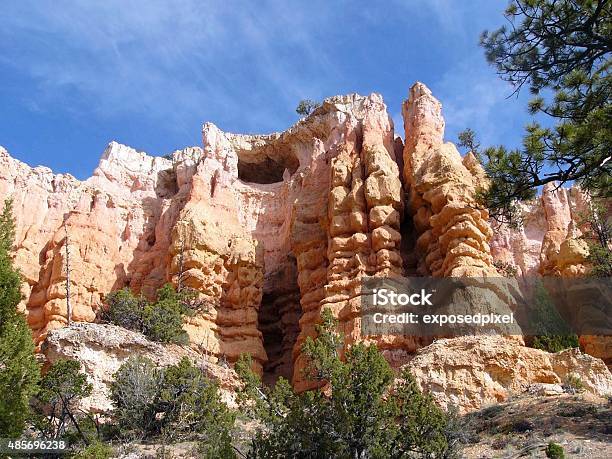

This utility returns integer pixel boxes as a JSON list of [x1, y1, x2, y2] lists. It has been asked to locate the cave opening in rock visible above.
[[155, 168, 178, 198], [237, 152, 299, 184], [400, 204, 420, 276], [258, 262, 301, 386]]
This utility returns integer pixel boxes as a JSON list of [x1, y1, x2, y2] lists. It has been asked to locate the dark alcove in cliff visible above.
[[237, 150, 299, 184], [257, 259, 301, 386], [155, 168, 178, 198]]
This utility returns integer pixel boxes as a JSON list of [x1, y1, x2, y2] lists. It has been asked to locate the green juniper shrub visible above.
[[457, 128, 481, 158], [31, 359, 93, 445], [235, 358, 338, 459], [236, 308, 460, 458], [546, 441, 565, 459], [141, 299, 188, 344], [101, 288, 146, 331], [389, 369, 457, 457], [110, 355, 161, 439], [562, 374, 585, 394], [64, 414, 117, 448], [587, 242, 612, 277], [0, 304, 40, 437], [529, 280, 579, 353], [110, 356, 235, 455], [72, 440, 114, 459], [532, 335, 579, 353], [295, 99, 321, 116], [142, 286, 190, 344], [0, 198, 40, 437], [197, 433, 236, 459], [0, 198, 18, 254], [579, 201, 612, 277], [102, 284, 191, 344], [157, 357, 235, 442]]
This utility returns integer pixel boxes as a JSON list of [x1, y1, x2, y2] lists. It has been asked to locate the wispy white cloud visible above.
[[380, 0, 528, 149], [0, 0, 528, 158], [0, 0, 344, 133], [434, 53, 530, 150], [389, 0, 493, 39]]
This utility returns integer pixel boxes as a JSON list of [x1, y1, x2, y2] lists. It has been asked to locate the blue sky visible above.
[[0, 0, 531, 180]]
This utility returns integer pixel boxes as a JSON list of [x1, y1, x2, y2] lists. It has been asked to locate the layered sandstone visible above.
[[293, 96, 407, 388], [402, 83, 496, 278], [405, 335, 612, 413], [0, 142, 196, 344], [490, 184, 611, 365], [398, 83, 522, 345], [166, 141, 267, 372], [491, 183, 592, 278], [42, 323, 240, 413], [1, 93, 408, 381], [2, 81, 610, 405]]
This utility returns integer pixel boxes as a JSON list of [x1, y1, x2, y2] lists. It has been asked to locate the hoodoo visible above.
[[1, 83, 610, 411]]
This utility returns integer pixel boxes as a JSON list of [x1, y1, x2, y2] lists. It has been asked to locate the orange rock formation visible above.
[[1, 82, 610, 401]]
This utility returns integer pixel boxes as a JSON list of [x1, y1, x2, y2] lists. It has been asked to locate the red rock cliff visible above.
[[1, 83, 609, 389]]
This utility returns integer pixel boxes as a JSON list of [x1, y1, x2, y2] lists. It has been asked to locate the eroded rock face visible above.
[[167, 163, 267, 372], [293, 96, 406, 389], [490, 184, 612, 365], [402, 83, 496, 278], [490, 183, 593, 278], [42, 323, 240, 413], [405, 335, 612, 413], [3, 82, 610, 404], [0, 142, 189, 343]]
